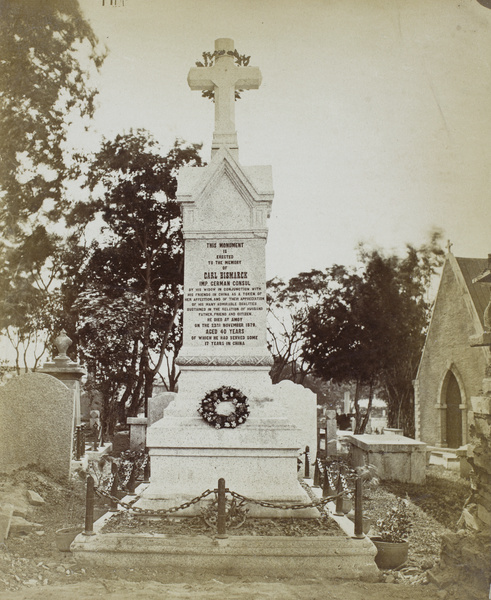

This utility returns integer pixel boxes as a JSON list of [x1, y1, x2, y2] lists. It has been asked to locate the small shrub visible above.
[[375, 497, 412, 542]]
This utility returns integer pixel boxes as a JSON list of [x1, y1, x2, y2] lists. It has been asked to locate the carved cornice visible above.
[[176, 355, 274, 367]]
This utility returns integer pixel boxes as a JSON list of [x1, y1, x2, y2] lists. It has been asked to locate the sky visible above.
[[75, 0, 491, 282]]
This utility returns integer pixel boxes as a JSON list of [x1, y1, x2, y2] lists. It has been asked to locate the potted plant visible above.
[[370, 497, 412, 569], [55, 485, 83, 552]]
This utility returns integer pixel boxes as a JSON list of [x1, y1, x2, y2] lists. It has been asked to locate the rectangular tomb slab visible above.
[[72, 530, 378, 581], [345, 434, 427, 484]]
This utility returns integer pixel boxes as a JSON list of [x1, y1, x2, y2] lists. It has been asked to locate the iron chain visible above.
[[94, 486, 215, 515], [228, 489, 343, 511], [94, 484, 343, 516]]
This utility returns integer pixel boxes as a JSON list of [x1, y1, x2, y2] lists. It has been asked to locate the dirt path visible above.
[[0, 577, 447, 600]]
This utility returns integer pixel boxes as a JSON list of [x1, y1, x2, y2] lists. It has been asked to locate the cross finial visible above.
[[187, 38, 262, 158], [446, 240, 453, 254]]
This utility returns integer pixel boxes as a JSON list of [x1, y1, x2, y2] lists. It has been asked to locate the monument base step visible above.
[[72, 512, 378, 581], [428, 448, 461, 471]]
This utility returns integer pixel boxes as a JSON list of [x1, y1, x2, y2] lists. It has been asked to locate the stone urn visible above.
[[55, 526, 81, 552], [370, 537, 409, 569]]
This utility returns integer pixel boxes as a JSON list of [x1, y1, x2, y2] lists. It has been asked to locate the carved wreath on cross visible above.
[[198, 386, 250, 429], [195, 50, 251, 101]]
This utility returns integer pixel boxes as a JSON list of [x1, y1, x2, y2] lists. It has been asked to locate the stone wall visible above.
[[430, 380, 491, 596], [466, 391, 491, 532], [415, 261, 487, 446]]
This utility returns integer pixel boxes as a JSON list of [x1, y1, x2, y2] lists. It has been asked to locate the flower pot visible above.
[[55, 527, 81, 552], [370, 537, 408, 570]]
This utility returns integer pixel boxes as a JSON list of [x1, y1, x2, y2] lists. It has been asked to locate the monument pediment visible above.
[[177, 148, 273, 233]]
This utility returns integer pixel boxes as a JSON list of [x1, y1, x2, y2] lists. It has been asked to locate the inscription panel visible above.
[[183, 238, 267, 352]]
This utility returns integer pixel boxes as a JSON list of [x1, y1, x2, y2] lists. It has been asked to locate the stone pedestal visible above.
[[126, 417, 148, 451], [39, 331, 86, 427], [142, 368, 317, 517], [127, 392, 177, 451]]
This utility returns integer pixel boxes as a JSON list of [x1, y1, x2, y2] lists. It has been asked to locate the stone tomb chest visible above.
[[346, 434, 427, 484]]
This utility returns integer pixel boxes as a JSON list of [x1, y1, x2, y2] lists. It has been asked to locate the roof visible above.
[[455, 257, 489, 327]]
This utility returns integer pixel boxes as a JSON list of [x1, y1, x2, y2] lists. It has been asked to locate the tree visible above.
[[0, 0, 105, 366], [301, 265, 382, 433], [360, 237, 444, 436], [70, 131, 203, 434], [302, 235, 444, 435], [266, 271, 327, 384], [0, 227, 67, 373]]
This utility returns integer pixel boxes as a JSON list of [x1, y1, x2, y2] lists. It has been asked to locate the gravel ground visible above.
[[0, 464, 475, 599]]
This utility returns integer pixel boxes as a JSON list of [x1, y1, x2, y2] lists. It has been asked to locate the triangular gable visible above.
[[176, 147, 273, 233], [415, 254, 487, 381], [449, 254, 487, 332], [454, 257, 488, 328]]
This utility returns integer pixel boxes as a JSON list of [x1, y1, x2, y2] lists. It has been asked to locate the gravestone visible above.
[[325, 409, 338, 456], [0, 372, 74, 480], [148, 391, 176, 425], [127, 391, 177, 450], [142, 39, 316, 516]]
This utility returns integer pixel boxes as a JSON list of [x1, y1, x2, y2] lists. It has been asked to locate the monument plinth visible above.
[[141, 39, 316, 516]]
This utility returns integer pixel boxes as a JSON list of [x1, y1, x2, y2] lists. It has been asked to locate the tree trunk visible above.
[[359, 382, 374, 433]]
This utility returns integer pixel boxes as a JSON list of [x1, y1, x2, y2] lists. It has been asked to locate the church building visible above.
[[414, 251, 490, 448]]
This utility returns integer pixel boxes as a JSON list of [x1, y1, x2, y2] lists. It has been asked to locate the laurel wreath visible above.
[[195, 50, 251, 101], [198, 386, 250, 429]]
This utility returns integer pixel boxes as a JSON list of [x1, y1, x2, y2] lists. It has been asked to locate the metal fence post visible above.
[[74, 426, 80, 461], [83, 475, 95, 536], [216, 478, 227, 539], [353, 477, 364, 538], [110, 462, 119, 512], [127, 463, 138, 495], [322, 465, 331, 498], [78, 425, 86, 459], [335, 470, 345, 516], [304, 446, 310, 479], [92, 424, 99, 452]]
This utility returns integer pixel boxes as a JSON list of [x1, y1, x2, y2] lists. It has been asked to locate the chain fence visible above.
[[91, 479, 344, 517]]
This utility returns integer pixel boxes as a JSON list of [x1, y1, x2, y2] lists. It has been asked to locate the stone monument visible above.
[[39, 330, 85, 426], [141, 39, 316, 516]]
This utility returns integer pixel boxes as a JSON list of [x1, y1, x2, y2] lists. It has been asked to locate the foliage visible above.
[[266, 271, 328, 384], [375, 497, 413, 543], [196, 49, 251, 101], [87, 449, 148, 493], [0, 0, 105, 368], [70, 131, 203, 434], [197, 386, 250, 429], [302, 233, 444, 435], [201, 497, 248, 530]]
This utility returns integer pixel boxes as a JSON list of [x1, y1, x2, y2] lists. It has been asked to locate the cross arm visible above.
[[187, 67, 214, 91], [235, 66, 262, 90]]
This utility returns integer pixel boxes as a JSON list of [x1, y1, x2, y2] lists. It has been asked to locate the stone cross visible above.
[[187, 38, 261, 154]]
